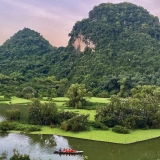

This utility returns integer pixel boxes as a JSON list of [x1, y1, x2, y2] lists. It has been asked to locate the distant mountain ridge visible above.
[[0, 28, 57, 76], [0, 2, 160, 97]]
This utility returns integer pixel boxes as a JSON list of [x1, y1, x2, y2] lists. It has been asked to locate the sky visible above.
[[0, 0, 160, 47]]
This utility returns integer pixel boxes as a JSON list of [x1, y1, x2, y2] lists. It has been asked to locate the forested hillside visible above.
[[0, 2, 160, 97], [0, 28, 57, 76], [52, 2, 160, 97]]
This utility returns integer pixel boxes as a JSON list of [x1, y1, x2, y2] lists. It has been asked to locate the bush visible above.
[[61, 114, 89, 132], [112, 125, 129, 134], [93, 121, 108, 130], [58, 111, 77, 124], [0, 121, 41, 133], [102, 116, 118, 127], [24, 125, 41, 132], [122, 115, 147, 129], [12, 122, 41, 132], [0, 121, 12, 132], [3, 93, 12, 99], [97, 91, 109, 98], [0, 97, 11, 101], [101, 124, 109, 130], [5, 109, 21, 120]]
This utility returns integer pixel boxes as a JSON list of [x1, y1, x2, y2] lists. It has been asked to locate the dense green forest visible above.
[[0, 2, 160, 97]]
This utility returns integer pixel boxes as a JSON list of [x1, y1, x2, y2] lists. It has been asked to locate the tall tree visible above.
[[66, 83, 87, 108]]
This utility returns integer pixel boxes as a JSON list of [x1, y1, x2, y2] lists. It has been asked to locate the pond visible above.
[[1, 132, 160, 160]]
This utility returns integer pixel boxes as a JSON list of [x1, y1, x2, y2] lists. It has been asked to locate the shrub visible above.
[[58, 111, 77, 124], [97, 91, 109, 98], [101, 124, 109, 130], [0, 121, 12, 132], [93, 121, 108, 130], [122, 115, 147, 129], [102, 116, 118, 127], [5, 109, 21, 120], [112, 125, 129, 134], [3, 93, 12, 99], [21, 86, 38, 99], [0, 121, 41, 133], [13, 123, 41, 132], [61, 114, 89, 132], [28, 99, 58, 125], [24, 125, 41, 133], [0, 97, 11, 101]]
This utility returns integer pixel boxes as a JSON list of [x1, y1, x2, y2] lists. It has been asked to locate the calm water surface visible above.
[[0, 115, 160, 160], [0, 133, 160, 160]]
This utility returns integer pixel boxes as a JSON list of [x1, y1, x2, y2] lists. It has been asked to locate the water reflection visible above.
[[28, 134, 57, 148], [0, 133, 84, 160], [66, 136, 160, 160], [0, 132, 160, 160], [0, 132, 8, 138]]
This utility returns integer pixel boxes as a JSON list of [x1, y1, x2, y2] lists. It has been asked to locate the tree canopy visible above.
[[66, 83, 87, 108], [0, 2, 160, 97]]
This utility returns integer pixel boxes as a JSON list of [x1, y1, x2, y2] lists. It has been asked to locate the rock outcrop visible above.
[[73, 34, 95, 52]]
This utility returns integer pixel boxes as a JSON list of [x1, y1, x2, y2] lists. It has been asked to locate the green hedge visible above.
[[0, 121, 41, 132], [112, 125, 129, 134]]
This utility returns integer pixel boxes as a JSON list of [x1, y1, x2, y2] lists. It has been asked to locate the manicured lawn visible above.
[[30, 126, 160, 144]]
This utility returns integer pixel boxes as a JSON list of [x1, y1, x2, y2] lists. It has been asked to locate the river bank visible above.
[[2, 132, 160, 160], [1, 97, 160, 144], [10, 126, 160, 144]]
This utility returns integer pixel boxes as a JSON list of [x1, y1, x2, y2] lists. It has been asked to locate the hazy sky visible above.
[[0, 0, 160, 47]]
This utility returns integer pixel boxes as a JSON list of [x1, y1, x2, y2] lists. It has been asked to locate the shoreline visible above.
[[9, 126, 160, 144]]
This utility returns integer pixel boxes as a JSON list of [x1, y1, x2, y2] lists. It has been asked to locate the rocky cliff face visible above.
[[73, 34, 95, 52]]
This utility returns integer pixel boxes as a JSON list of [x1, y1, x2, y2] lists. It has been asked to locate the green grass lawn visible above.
[[87, 97, 110, 103], [63, 109, 96, 121], [3, 96, 160, 144], [0, 96, 102, 122], [53, 97, 109, 121], [29, 126, 160, 144], [53, 97, 69, 101], [0, 97, 31, 104], [52, 97, 110, 103]]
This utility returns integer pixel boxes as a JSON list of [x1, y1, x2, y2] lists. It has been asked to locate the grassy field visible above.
[[52, 97, 110, 104], [29, 126, 160, 144], [2, 96, 160, 144], [87, 97, 110, 103], [0, 96, 31, 104], [0, 96, 104, 122], [52, 97, 109, 121]]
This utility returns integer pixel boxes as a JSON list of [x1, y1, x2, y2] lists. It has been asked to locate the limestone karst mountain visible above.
[[0, 2, 160, 96]]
